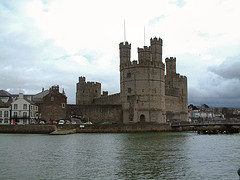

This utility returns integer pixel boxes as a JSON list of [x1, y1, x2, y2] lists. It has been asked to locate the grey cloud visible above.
[[209, 56, 240, 80]]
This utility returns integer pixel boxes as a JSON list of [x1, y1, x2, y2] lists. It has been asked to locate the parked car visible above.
[[52, 121, 58, 124], [65, 120, 71, 124], [83, 121, 93, 125], [58, 120, 65, 124], [39, 121, 45, 124], [46, 121, 51, 124], [72, 120, 81, 124]]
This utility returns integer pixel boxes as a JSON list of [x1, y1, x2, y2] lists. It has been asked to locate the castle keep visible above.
[[73, 37, 188, 123]]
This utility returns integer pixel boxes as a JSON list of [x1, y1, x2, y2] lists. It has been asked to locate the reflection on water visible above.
[[0, 132, 239, 180]]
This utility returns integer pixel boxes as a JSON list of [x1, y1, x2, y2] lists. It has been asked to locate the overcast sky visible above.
[[0, 0, 240, 107]]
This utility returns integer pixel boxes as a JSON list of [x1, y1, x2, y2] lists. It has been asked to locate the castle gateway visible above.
[[71, 37, 188, 124]]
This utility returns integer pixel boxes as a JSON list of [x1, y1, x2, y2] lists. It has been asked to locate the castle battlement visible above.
[[165, 57, 176, 62], [138, 46, 151, 52], [120, 60, 164, 70], [86, 81, 101, 86], [150, 37, 163, 45], [119, 41, 131, 48]]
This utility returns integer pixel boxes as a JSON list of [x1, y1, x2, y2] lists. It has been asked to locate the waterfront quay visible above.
[[0, 122, 239, 134]]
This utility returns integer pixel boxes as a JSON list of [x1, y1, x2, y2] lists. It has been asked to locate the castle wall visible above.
[[66, 104, 122, 123], [93, 93, 121, 105]]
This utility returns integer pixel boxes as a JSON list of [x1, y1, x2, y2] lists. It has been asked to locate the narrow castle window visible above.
[[128, 88, 131, 93], [51, 97, 54, 101], [127, 73, 131, 78]]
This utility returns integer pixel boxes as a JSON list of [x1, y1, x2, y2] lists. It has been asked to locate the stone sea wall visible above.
[[0, 125, 57, 134]]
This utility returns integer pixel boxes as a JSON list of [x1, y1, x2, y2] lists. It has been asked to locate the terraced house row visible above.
[[0, 86, 67, 124]]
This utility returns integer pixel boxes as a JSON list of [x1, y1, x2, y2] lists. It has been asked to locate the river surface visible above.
[[0, 132, 239, 180]]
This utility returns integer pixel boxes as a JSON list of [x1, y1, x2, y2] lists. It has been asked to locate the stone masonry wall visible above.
[[66, 104, 122, 123], [93, 93, 121, 105]]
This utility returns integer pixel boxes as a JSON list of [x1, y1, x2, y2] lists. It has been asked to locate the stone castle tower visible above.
[[119, 37, 166, 123], [165, 57, 188, 121], [76, 76, 101, 105]]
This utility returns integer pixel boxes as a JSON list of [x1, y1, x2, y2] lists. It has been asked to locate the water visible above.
[[0, 132, 239, 180]]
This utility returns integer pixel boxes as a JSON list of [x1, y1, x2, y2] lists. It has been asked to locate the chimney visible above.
[[19, 93, 24, 99]]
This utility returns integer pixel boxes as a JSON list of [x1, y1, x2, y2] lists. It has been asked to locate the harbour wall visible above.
[[0, 123, 172, 134], [0, 125, 57, 134], [1, 124, 238, 134]]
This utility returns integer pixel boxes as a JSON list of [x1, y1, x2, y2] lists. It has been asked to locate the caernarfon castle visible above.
[[69, 37, 188, 124]]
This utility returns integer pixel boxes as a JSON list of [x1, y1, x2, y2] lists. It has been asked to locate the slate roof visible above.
[[0, 90, 12, 97]]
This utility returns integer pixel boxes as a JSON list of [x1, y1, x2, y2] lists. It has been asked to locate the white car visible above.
[[58, 120, 65, 124], [84, 121, 93, 125]]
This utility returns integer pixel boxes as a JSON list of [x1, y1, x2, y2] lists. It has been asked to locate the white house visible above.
[[11, 93, 38, 124], [0, 107, 11, 124]]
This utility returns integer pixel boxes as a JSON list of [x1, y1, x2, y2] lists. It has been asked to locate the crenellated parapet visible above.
[[150, 37, 163, 45], [120, 59, 165, 70]]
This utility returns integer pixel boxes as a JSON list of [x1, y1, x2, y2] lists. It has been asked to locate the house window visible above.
[[128, 88, 131, 93], [4, 111, 8, 118], [23, 119, 27, 124], [62, 103, 65, 108], [0, 111, 2, 117], [0, 119, 2, 123], [23, 104, 27, 110], [127, 72, 131, 78], [14, 104, 18, 109], [23, 112, 27, 118], [51, 97, 54, 101], [14, 112, 17, 118], [4, 118, 8, 123]]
